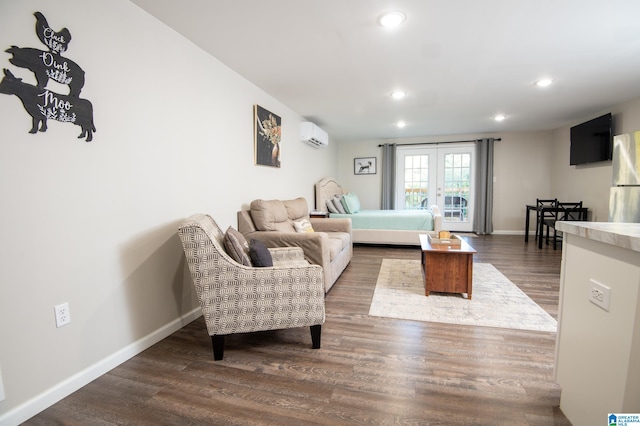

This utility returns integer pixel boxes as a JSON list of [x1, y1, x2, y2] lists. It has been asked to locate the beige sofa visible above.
[[238, 197, 352, 293]]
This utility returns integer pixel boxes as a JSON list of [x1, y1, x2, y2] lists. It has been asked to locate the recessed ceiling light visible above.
[[494, 114, 507, 122], [535, 78, 554, 88], [396, 121, 407, 128], [391, 90, 406, 100], [379, 11, 406, 28]]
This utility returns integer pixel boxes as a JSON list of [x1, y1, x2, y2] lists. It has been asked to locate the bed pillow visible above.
[[293, 218, 314, 233], [249, 239, 273, 267], [326, 199, 339, 213], [332, 196, 347, 214], [223, 227, 252, 266], [341, 192, 361, 214]]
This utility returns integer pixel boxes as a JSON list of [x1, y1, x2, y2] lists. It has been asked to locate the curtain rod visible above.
[[377, 138, 501, 147]]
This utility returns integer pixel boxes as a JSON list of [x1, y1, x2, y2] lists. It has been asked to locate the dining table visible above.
[[524, 203, 588, 248]]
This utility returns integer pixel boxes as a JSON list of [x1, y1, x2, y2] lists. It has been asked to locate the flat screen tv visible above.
[[569, 113, 613, 165]]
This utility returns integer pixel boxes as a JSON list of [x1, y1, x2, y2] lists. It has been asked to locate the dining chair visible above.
[[536, 198, 557, 247], [544, 201, 584, 250]]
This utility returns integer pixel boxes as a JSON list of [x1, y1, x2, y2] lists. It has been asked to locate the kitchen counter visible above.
[[556, 221, 640, 252], [554, 221, 640, 426]]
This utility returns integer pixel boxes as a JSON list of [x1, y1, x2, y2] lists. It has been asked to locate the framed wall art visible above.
[[354, 157, 376, 175], [254, 105, 281, 168]]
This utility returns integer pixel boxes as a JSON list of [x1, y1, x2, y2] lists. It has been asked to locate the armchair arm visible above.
[[268, 246, 307, 265], [244, 230, 330, 269]]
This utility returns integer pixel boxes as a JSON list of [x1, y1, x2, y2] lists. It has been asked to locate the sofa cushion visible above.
[[326, 236, 344, 261], [284, 197, 309, 221], [250, 199, 295, 232], [326, 231, 351, 251], [249, 239, 273, 267], [223, 227, 252, 266]]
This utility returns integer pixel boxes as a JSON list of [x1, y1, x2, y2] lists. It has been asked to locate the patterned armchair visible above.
[[178, 214, 325, 360]]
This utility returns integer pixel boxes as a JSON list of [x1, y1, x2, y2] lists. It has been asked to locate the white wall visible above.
[[493, 131, 555, 232], [336, 139, 385, 210], [0, 1, 337, 423]]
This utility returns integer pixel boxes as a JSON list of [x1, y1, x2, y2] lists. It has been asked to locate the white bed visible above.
[[314, 177, 442, 245]]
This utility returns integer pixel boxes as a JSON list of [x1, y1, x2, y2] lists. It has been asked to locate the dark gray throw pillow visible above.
[[249, 239, 273, 267]]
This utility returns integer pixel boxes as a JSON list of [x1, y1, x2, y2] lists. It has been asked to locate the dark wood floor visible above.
[[27, 235, 570, 425]]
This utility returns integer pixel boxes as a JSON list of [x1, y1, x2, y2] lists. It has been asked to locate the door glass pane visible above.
[[403, 154, 429, 209], [443, 153, 471, 222]]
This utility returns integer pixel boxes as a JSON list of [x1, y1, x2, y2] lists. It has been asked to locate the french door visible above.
[[395, 144, 476, 232]]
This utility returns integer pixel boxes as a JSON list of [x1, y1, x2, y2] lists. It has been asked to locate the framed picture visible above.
[[254, 105, 281, 168], [354, 157, 377, 175]]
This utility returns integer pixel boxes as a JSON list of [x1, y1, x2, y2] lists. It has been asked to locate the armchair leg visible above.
[[211, 335, 225, 361], [310, 324, 321, 349]]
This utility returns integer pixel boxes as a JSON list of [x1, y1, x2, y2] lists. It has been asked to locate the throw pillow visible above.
[[249, 239, 273, 267], [293, 218, 314, 233], [223, 227, 252, 266]]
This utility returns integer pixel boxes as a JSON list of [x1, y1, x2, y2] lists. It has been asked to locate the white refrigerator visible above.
[[609, 132, 640, 222]]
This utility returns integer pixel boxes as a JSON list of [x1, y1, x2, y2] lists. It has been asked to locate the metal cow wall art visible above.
[[0, 69, 95, 141], [1, 11, 96, 142]]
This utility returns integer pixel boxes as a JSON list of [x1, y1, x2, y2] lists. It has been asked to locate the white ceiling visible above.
[[130, 0, 640, 142]]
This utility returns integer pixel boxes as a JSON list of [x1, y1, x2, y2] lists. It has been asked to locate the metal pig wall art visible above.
[[1, 11, 95, 142]]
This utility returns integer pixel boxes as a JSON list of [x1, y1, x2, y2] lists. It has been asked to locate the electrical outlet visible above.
[[54, 302, 71, 327], [588, 279, 610, 311]]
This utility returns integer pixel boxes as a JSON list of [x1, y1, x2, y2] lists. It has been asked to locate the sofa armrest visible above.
[[238, 210, 257, 234], [310, 217, 352, 234]]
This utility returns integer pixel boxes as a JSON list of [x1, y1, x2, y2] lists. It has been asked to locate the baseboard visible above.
[[491, 230, 526, 235], [0, 308, 202, 426]]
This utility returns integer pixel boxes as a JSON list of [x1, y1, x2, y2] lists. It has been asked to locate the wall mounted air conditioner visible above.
[[300, 122, 328, 148]]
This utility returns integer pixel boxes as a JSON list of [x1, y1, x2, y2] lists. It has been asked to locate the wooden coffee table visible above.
[[419, 234, 476, 299]]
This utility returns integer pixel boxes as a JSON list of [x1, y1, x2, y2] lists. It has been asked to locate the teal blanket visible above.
[[330, 210, 433, 231]]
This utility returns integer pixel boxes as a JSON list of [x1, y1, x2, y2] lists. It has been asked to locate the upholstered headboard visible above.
[[314, 177, 347, 212]]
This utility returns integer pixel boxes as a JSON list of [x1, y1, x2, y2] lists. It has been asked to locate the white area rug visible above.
[[369, 259, 557, 332]]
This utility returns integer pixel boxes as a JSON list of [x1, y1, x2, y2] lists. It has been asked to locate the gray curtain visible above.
[[474, 138, 494, 234], [381, 143, 396, 210]]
